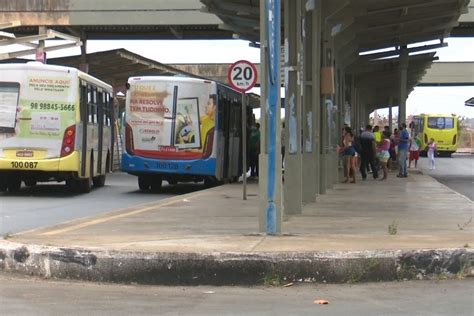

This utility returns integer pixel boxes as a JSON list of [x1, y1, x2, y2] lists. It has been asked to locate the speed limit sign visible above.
[[227, 60, 258, 93]]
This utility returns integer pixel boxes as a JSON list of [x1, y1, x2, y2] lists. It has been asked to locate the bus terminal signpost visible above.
[[227, 60, 258, 200]]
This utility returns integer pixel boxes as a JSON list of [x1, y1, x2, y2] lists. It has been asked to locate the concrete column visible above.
[[350, 75, 356, 128], [358, 95, 365, 128], [357, 90, 362, 130], [302, 2, 317, 204], [360, 102, 367, 127], [283, 0, 303, 214], [388, 97, 393, 131], [259, 0, 269, 233], [319, 97, 328, 194], [259, 0, 283, 234], [321, 42, 335, 193], [336, 68, 345, 183], [353, 88, 359, 131], [311, 0, 322, 198], [399, 46, 408, 125]]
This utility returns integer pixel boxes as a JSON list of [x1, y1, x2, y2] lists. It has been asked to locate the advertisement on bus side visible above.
[[126, 79, 216, 159], [0, 71, 77, 156]]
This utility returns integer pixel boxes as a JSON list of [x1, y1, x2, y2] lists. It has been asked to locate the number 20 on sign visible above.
[[227, 60, 258, 93]]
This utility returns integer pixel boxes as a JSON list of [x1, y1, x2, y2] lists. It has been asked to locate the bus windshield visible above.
[[427, 117, 454, 129]]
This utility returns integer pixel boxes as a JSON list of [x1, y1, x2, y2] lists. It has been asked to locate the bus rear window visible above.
[[0, 82, 20, 133], [427, 117, 454, 129]]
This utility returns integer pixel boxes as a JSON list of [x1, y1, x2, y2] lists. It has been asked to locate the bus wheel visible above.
[[24, 179, 37, 187], [167, 178, 178, 185], [0, 177, 7, 192], [93, 175, 106, 187], [138, 176, 151, 191], [204, 177, 220, 188], [77, 176, 92, 193], [151, 176, 162, 192], [7, 178, 21, 192]]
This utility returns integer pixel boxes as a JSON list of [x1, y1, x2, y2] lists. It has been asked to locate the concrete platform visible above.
[[1, 171, 473, 285]]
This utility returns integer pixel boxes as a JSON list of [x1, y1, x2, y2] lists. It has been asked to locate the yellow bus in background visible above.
[[0, 63, 114, 193], [411, 114, 459, 157]]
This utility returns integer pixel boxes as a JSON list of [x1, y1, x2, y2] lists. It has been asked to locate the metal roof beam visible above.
[[365, 11, 462, 32], [201, 0, 258, 16], [92, 65, 156, 78], [0, 21, 21, 30], [0, 41, 81, 60], [202, 7, 259, 24], [0, 28, 81, 51], [218, 23, 259, 42], [324, 0, 356, 22], [348, 54, 436, 73], [358, 31, 446, 52], [117, 51, 188, 76], [354, 21, 459, 46], [366, 0, 464, 15], [346, 42, 447, 67]]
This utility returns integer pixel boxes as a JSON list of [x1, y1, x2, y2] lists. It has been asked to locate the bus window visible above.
[[102, 93, 106, 125], [88, 86, 98, 124], [445, 118, 454, 129], [87, 88, 93, 123], [93, 89, 98, 124], [0, 82, 20, 133], [106, 94, 112, 126], [428, 117, 454, 129]]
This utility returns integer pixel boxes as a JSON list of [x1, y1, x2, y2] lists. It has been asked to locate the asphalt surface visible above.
[[418, 153, 474, 200], [1, 273, 472, 316], [0, 172, 204, 235]]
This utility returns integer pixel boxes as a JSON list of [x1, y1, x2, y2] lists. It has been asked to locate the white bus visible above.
[[0, 62, 114, 193]]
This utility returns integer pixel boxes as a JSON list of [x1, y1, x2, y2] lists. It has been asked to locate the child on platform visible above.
[[409, 134, 422, 168], [427, 138, 437, 170], [376, 131, 391, 180]]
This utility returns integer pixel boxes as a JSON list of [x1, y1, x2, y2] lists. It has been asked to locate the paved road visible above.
[[418, 153, 474, 200], [0, 173, 204, 235], [1, 274, 472, 316]]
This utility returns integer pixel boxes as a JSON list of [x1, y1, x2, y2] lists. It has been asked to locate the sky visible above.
[[2, 37, 474, 118]]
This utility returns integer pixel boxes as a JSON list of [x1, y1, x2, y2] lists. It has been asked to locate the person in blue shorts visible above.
[[338, 128, 357, 183]]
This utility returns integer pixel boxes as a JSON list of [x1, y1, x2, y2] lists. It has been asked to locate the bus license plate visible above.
[[11, 161, 38, 169]]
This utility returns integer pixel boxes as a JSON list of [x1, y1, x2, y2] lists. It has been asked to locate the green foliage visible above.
[[262, 273, 283, 286], [388, 220, 398, 235]]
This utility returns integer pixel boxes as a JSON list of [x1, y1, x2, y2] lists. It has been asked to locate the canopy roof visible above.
[[201, 0, 469, 106]]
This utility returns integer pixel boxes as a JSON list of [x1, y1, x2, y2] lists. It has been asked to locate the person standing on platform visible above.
[[397, 123, 410, 178], [359, 125, 378, 180], [338, 128, 357, 183], [373, 125, 382, 171], [409, 133, 422, 169], [373, 125, 382, 143]]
